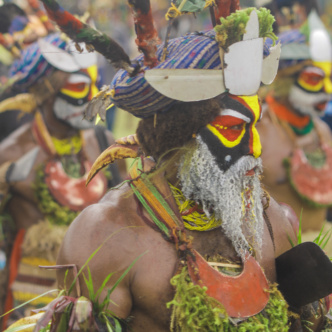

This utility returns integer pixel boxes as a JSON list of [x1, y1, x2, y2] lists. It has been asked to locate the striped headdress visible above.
[[9, 33, 66, 91], [111, 30, 221, 118]]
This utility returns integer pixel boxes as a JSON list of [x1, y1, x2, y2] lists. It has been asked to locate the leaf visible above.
[[287, 233, 295, 247], [95, 272, 116, 303], [4, 323, 36, 332], [68, 226, 138, 295], [105, 318, 114, 332], [297, 209, 303, 245], [98, 251, 147, 313], [320, 228, 332, 250], [53, 303, 73, 332], [0, 289, 59, 319], [100, 289, 112, 311], [108, 251, 147, 297], [63, 269, 69, 293], [312, 225, 332, 250], [113, 316, 123, 332], [313, 224, 325, 245], [83, 267, 95, 302]]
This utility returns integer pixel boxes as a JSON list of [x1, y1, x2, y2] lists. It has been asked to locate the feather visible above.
[[27, 0, 55, 33], [128, 0, 160, 67], [40, 0, 139, 74], [83, 85, 113, 121], [214, 0, 240, 24]]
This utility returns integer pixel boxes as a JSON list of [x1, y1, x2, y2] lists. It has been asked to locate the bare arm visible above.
[[56, 189, 142, 321], [266, 196, 296, 258], [0, 123, 36, 199]]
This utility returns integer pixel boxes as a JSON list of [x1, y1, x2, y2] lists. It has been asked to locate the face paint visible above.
[[289, 63, 332, 116], [199, 94, 262, 172], [54, 65, 99, 129], [297, 67, 325, 92], [314, 61, 332, 94]]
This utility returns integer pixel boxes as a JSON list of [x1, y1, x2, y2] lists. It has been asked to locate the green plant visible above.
[[83, 251, 146, 331], [288, 209, 332, 258], [2, 226, 145, 332]]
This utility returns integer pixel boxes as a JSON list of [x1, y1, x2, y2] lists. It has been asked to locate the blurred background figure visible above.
[[0, 33, 124, 328], [0, 0, 54, 142], [257, 6, 332, 236]]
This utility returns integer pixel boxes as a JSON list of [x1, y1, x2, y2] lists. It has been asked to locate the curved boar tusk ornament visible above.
[[86, 142, 142, 186], [0, 93, 37, 114]]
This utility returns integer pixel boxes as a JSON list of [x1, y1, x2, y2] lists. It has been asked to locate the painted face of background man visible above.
[[288, 61, 332, 117], [53, 64, 99, 129], [199, 94, 262, 172]]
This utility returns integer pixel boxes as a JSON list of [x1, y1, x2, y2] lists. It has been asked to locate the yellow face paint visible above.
[[313, 61, 332, 94], [206, 123, 246, 148], [240, 95, 262, 158], [86, 64, 99, 99], [60, 83, 90, 100], [59, 65, 99, 101], [199, 94, 263, 172]]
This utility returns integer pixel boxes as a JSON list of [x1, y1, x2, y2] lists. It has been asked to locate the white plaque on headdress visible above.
[[262, 43, 281, 85], [145, 69, 226, 101], [224, 38, 263, 96], [39, 39, 80, 73]]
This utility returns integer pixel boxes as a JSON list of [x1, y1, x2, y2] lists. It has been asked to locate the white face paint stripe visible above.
[[67, 74, 91, 84], [220, 109, 251, 123], [301, 67, 325, 76]]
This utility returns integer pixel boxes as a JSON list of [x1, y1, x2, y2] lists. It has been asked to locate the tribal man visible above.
[[7, 0, 332, 331], [0, 33, 124, 326], [257, 11, 332, 232]]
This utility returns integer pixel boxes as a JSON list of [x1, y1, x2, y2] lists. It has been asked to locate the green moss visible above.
[[167, 266, 290, 332], [33, 166, 79, 226], [214, 7, 277, 49]]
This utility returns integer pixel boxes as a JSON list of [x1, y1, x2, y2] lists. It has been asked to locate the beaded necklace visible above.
[[169, 183, 222, 231]]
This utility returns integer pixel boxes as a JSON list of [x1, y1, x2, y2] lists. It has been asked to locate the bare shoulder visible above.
[[313, 117, 332, 143], [82, 127, 116, 161], [56, 182, 176, 321], [0, 122, 35, 164], [58, 184, 145, 266], [265, 195, 297, 257]]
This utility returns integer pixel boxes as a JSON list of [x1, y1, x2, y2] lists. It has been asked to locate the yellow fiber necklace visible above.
[[169, 183, 222, 231], [34, 111, 83, 156], [51, 134, 82, 155]]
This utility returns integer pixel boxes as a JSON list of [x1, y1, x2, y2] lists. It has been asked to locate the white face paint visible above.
[[53, 97, 94, 129], [53, 68, 98, 129], [288, 65, 332, 117], [178, 135, 264, 259], [288, 84, 330, 117]]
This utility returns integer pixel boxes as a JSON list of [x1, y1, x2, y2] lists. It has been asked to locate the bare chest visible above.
[[127, 223, 276, 331]]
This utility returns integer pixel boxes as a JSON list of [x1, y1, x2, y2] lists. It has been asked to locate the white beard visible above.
[[178, 135, 264, 259], [288, 84, 330, 117]]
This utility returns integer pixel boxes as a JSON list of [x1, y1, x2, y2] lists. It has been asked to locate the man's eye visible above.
[[229, 124, 243, 130]]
